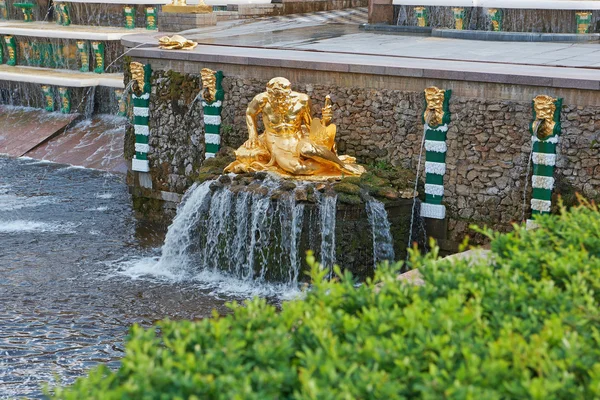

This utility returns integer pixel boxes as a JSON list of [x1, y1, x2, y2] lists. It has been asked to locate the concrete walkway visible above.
[[178, 13, 600, 69], [123, 8, 600, 91]]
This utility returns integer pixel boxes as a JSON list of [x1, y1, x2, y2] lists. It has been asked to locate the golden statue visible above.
[[158, 35, 198, 50], [424, 86, 446, 126], [532, 95, 558, 140], [201, 68, 217, 102], [225, 77, 365, 179]]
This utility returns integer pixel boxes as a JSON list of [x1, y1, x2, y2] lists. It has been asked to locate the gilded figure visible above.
[[225, 77, 364, 178]]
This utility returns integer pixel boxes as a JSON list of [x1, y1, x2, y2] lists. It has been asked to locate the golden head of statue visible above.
[[532, 95, 558, 140], [424, 86, 446, 127], [201, 68, 217, 103], [224, 77, 365, 179]]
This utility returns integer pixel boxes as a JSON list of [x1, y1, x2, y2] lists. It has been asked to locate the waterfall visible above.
[[156, 178, 306, 285], [131, 175, 411, 293], [365, 198, 395, 267], [317, 192, 337, 272]]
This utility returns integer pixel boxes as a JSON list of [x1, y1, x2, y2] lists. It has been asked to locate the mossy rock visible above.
[[195, 173, 218, 183], [359, 172, 389, 188], [334, 182, 361, 195], [374, 187, 399, 200], [338, 193, 363, 206], [340, 176, 362, 186], [279, 181, 297, 191]]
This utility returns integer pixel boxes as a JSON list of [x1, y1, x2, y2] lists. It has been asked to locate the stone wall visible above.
[[132, 70, 600, 244]]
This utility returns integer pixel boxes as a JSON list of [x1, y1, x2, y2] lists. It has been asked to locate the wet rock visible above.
[[338, 193, 363, 205], [278, 181, 297, 191], [295, 188, 308, 202], [376, 187, 399, 200], [218, 175, 232, 184], [270, 190, 286, 200], [333, 182, 361, 195], [253, 172, 267, 180], [209, 181, 223, 191]]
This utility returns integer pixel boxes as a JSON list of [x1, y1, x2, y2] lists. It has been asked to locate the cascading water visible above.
[[365, 197, 395, 267], [155, 178, 307, 286], [317, 191, 337, 272], [131, 173, 412, 293]]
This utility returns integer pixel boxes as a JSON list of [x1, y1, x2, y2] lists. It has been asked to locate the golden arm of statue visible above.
[[244, 93, 266, 149], [321, 95, 333, 127], [300, 97, 313, 138]]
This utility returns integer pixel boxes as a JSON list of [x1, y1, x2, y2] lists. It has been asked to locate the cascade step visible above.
[[0, 106, 79, 157], [25, 115, 127, 173], [0, 65, 124, 87], [0, 21, 153, 40]]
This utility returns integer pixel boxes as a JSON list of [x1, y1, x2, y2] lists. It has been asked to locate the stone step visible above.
[[0, 106, 79, 157], [0, 65, 124, 88], [0, 21, 151, 40]]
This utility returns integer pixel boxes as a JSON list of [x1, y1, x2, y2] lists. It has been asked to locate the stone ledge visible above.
[[432, 28, 600, 43], [120, 40, 600, 93]]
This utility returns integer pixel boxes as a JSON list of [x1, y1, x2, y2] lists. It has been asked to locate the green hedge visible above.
[[53, 201, 600, 399]]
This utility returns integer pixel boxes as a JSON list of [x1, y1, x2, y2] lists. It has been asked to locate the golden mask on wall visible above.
[[130, 61, 145, 94], [225, 77, 365, 179], [200, 68, 217, 103], [424, 86, 446, 127], [532, 95, 558, 140]]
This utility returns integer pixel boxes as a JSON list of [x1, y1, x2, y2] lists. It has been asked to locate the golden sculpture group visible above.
[[225, 77, 365, 179]]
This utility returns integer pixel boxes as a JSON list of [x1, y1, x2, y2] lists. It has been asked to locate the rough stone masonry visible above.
[[131, 70, 600, 245]]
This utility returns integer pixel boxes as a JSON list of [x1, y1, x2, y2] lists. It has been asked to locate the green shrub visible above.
[[53, 201, 600, 399]]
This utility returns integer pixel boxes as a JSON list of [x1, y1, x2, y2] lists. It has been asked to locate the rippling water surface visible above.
[[0, 156, 232, 399]]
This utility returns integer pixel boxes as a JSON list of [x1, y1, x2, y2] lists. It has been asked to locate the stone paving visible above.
[[181, 14, 600, 69]]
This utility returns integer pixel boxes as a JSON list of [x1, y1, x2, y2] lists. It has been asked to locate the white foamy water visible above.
[[113, 256, 303, 300], [0, 220, 77, 234], [0, 194, 56, 211], [95, 193, 114, 199]]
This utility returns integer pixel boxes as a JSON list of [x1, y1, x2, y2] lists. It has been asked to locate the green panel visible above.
[[532, 188, 553, 202], [206, 143, 220, 154], [425, 194, 443, 205], [133, 98, 149, 107], [532, 141, 556, 154], [205, 124, 220, 135], [425, 129, 446, 142], [425, 173, 444, 185], [425, 151, 446, 163], [135, 134, 149, 144], [134, 116, 149, 125], [203, 106, 221, 116], [135, 152, 148, 160], [533, 164, 555, 177]]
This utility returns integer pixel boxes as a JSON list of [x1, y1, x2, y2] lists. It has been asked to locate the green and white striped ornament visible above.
[[202, 70, 224, 159], [131, 63, 152, 173], [420, 88, 452, 220], [527, 96, 562, 230]]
